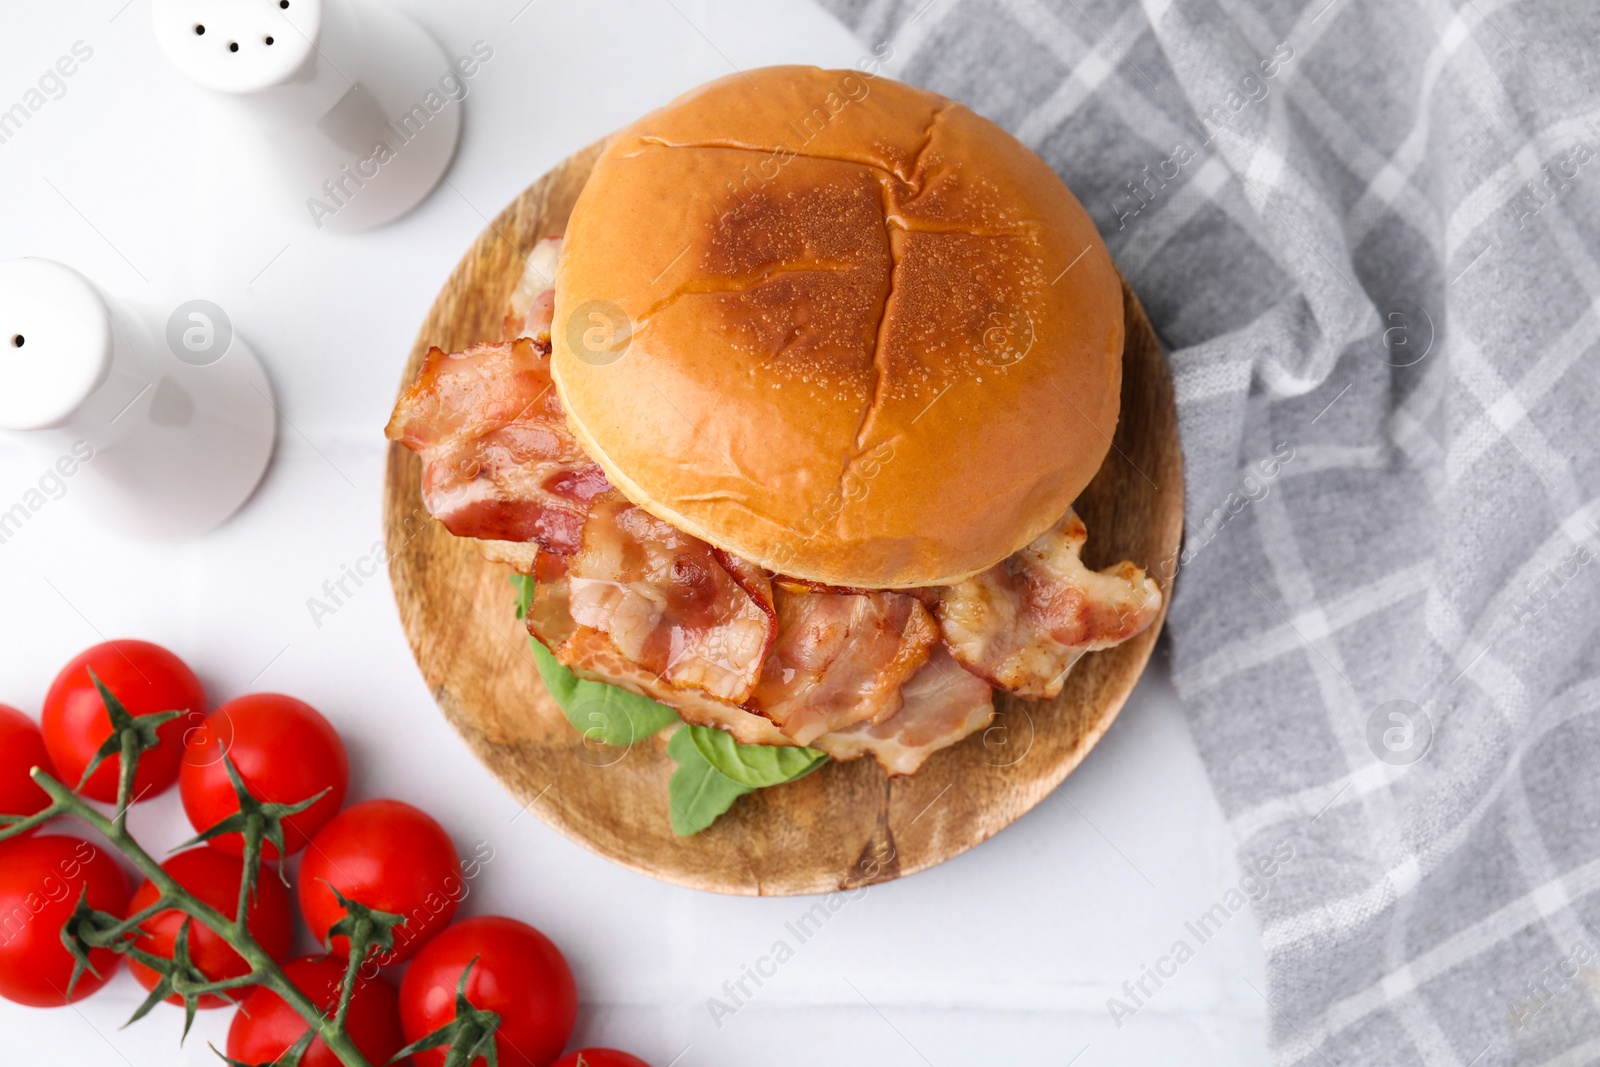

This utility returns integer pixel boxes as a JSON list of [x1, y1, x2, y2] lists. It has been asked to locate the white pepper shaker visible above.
[[0, 258, 276, 540], [150, 0, 463, 230]]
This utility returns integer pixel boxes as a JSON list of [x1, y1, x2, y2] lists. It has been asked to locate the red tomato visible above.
[[228, 956, 405, 1067], [0, 834, 128, 1007], [298, 800, 461, 966], [0, 705, 56, 831], [399, 917, 577, 1067], [179, 693, 348, 859], [42, 640, 205, 803], [125, 848, 293, 1008], [552, 1052, 652, 1067]]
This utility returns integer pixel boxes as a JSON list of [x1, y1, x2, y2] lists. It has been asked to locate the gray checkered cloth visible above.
[[818, 1, 1600, 1062]]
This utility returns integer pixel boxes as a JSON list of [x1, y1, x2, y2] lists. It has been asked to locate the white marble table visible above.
[[0, 1, 1268, 1063]]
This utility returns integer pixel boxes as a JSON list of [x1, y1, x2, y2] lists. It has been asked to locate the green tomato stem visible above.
[[28, 769, 376, 1067], [0, 796, 65, 841], [113, 730, 139, 835], [99, 900, 168, 942], [236, 813, 263, 930], [329, 920, 367, 1046]]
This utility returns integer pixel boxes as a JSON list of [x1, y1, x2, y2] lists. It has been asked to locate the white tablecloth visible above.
[[0, 2, 1266, 1063]]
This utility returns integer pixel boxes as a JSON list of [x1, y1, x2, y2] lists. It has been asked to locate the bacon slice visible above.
[[526, 559, 790, 747], [477, 539, 542, 574], [385, 338, 611, 554], [749, 587, 937, 746], [812, 646, 995, 776], [558, 627, 791, 746], [563, 492, 777, 705], [935, 508, 1162, 699], [504, 236, 561, 346]]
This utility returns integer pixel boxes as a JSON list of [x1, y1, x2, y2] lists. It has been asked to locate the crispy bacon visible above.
[[503, 236, 561, 346], [526, 561, 791, 747], [525, 551, 577, 647], [714, 549, 780, 621], [385, 339, 611, 553], [477, 539, 542, 574], [560, 627, 791, 746], [749, 587, 937, 746], [934, 508, 1161, 699], [812, 646, 995, 776], [563, 492, 776, 705]]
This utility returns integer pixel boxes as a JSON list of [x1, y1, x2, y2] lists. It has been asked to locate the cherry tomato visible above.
[[0, 834, 128, 1007], [180, 693, 348, 859], [124, 848, 292, 1008], [399, 916, 577, 1067], [42, 640, 205, 803], [552, 1051, 652, 1067], [298, 800, 461, 966], [0, 705, 56, 832], [228, 956, 405, 1067]]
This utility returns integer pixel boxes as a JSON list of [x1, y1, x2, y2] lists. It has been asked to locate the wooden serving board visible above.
[[383, 141, 1185, 896]]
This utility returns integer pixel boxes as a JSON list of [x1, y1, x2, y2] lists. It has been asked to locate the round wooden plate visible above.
[[384, 140, 1184, 896]]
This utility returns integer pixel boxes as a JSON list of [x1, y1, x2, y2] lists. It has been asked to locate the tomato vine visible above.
[[0, 672, 490, 1067]]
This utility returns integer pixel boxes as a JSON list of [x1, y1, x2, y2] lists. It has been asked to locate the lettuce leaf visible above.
[[667, 726, 753, 835], [512, 574, 678, 747], [688, 724, 828, 788]]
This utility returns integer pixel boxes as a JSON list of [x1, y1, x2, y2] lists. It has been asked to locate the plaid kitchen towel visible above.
[[817, 0, 1600, 1063]]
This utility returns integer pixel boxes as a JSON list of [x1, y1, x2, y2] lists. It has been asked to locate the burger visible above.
[[387, 66, 1161, 813]]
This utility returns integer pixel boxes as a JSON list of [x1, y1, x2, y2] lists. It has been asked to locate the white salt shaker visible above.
[[150, 0, 462, 230], [0, 258, 276, 540]]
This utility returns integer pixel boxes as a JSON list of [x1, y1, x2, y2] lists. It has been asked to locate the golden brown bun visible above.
[[553, 66, 1123, 588]]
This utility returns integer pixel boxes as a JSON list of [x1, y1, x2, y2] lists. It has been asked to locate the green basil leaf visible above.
[[687, 724, 828, 788], [666, 727, 751, 836], [512, 575, 679, 747]]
